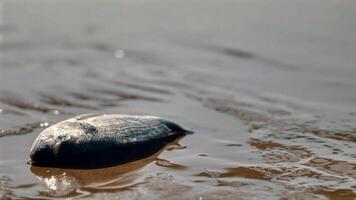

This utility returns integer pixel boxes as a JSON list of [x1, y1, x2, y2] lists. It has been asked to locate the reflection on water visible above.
[[1, 0, 356, 199], [30, 157, 153, 197], [28, 138, 184, 198]]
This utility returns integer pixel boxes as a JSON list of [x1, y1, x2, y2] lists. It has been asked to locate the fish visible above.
[[29, 114, 192, 168]]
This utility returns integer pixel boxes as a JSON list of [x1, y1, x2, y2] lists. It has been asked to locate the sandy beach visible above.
[[0, 0, 356, 199]]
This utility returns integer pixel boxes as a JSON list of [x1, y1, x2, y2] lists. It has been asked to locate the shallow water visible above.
[[0, 0, 356, 199]]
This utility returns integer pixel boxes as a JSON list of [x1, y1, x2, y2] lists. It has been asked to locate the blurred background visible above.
[[0, 0, 355, 199]]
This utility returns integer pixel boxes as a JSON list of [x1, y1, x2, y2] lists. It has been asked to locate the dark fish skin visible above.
[[29, 114, 192, 168]]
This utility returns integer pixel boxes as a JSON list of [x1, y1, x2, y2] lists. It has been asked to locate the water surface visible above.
[[0, 0, 355, 199]]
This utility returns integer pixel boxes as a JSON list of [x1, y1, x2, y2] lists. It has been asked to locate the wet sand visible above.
[[0, 0, 356, 199]]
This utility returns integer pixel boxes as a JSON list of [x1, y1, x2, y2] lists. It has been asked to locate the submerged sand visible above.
[[0, 0, 356, 199]]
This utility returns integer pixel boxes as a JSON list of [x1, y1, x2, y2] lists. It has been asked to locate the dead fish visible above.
[[29, 114, 192, 168]]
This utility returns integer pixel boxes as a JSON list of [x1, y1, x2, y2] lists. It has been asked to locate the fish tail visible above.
[[162, 119, 194, 134]]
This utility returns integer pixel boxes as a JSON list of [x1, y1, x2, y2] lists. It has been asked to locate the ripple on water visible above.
[[155, 159, 188, 170], [39, 93, 98, 110], [0, 96, 61, 115], [88, 88, 162, 102], [0, 176, 12, 200], [0, 122, 51, 138], [1, 1, 356, 199]]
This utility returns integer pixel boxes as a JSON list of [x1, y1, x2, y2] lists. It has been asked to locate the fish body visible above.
[[30, 114, 191, 168]]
